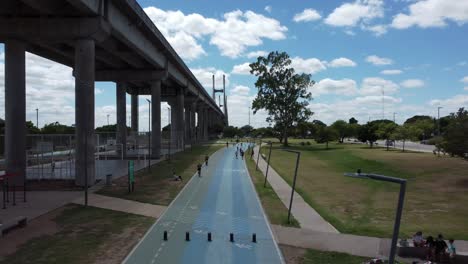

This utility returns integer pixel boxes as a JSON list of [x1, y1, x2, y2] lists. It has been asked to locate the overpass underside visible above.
[[0, 0, 227, 186]]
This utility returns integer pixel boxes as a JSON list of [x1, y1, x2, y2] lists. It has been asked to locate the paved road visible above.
[[375, 140, 436, 153], [124, 145, 284, 264]]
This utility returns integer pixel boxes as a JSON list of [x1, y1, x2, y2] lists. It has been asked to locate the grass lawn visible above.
[[0, 204, 153, 264], [300, 248, 368, 264], [261, 140, 468, 240], [97, 143, 223, 205], [245, 154, 300, 227]]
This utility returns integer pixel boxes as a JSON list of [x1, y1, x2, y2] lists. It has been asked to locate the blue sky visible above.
[[1, 0, 468, 129]]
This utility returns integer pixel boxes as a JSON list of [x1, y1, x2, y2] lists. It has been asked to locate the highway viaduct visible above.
[[0, 0, 226, 186]]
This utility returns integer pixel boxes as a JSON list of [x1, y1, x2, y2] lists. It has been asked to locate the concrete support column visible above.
[[175, 89, 185, 149], [151, 80, 161, 158], [74, 39, 95, 186], [197, 107, 203, 141], [184, 106, 191, 144], [169, 101, 177, 148], [116, 82, 127, 159], [203, 108, 209, 140], [5, 40, 26, 186], [190, 103, 196, 143], [131, 94, 139, 133]]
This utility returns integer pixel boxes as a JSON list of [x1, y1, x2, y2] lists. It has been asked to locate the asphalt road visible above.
[[123, 144, 284, 264]]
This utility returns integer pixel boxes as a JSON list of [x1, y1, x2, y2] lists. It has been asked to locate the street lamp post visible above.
[[344, 170, 407, 264], [263, 141, 273, 188], [146, 99, 151, 171], [282, 149, 301, 224], [107, 114, 110, 126]]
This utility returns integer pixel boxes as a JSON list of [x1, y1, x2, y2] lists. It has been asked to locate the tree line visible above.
[[223, 108, 468, 159]]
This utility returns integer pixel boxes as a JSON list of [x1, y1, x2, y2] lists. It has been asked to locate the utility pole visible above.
[[107, 114, 110, 126], [382, 88, 385, 119], [393, 112, 396, 123], [36, 108, 39, 129]]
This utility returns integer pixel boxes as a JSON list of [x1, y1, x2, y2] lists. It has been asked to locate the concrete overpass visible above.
[[0, 0, 227, 186]]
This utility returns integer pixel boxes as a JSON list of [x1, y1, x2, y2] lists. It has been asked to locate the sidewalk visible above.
[[254, 146, 339, 233], [72, 193, 167, 218]]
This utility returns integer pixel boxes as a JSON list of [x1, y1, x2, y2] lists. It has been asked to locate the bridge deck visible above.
[[124, 145, 284, 264]]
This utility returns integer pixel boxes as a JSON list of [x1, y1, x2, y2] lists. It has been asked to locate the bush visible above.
[[306, 141, 311, 145]]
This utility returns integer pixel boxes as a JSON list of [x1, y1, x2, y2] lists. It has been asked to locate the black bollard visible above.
[[185, 231, 190, 241], [229, 233, 234, 242], [252, 233, 257, 243], [163, 231, 168, 241], [208, 232, 212, 242]]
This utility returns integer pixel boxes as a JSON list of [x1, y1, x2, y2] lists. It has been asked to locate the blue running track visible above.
[[123, 144, 284, 264]]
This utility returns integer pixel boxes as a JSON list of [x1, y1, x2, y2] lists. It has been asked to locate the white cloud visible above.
[[363, 24, 387, 36], [191, 67, 230, 92], [144, 7, 287, 59], [381, 69, 403, 75], [327, 57, 357, 68], [344, 30, 356, 36], [264, 6, 272, 13], [401, 79, 425, 88], [353, 95, 402, 104], [429, 95, 468, 113], [360, 77, 399, 95], [457, 61, 467, 67], [293, 8, 322, 22], [461, 76, 468, 83], [324, 0, 384, 27], [290, 57, 327, 74], [311, 78, 358, 96], [464, 87, 468, 91], [231, 85, 250, 96], [231, 63, 251, 75], [246, 50, 268, 59], [391, 0, 468, 29], [366, 55, 393, 65]]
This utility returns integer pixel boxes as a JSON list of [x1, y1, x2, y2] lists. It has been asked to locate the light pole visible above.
[[36, 108, 39, 129], [263, 141, 273, 188], [344, 170, 406, 264], [437, 106, 443, 136], [248, 106, 251, 127], [282, 149, 301, 224], [146, 99, 151, 171], [256, 139, 262, 171]]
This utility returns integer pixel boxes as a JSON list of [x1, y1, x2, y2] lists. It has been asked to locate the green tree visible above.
[[393, 124, 420, 152], [315, 126, 338, 149], [26, 121, 40, 134], [223, 126, 239, 138], [240, 125, 254, 136], [358, 123, 378, 148], [42, 122, 75, 134], [412, 119, 435, 141], [250, 51, 314, 146], [441, 108, 468, 157], [376, 122, 398, 151], [349, 117, 358, 124], [331, 120, 349, 143]]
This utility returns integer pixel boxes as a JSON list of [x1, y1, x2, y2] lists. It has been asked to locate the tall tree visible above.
[[331, 120, 349, 143], [358, 123, 378, 148], [376, 122, 398, 151], [250, 51, 314, 146], [315, 126, 338, 149], [441, 108, 468, 157], [393, 124, 420, 152]]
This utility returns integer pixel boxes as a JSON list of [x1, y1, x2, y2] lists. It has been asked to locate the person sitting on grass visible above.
[[435, 234, 448, 262], [425, 236, 436, 261], [447, 239, 456, 263], [413, 231, 425, 247], [172, 171, 182, 181]]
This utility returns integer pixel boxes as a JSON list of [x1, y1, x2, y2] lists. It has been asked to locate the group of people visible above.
[[412, 232, 456, 263]]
